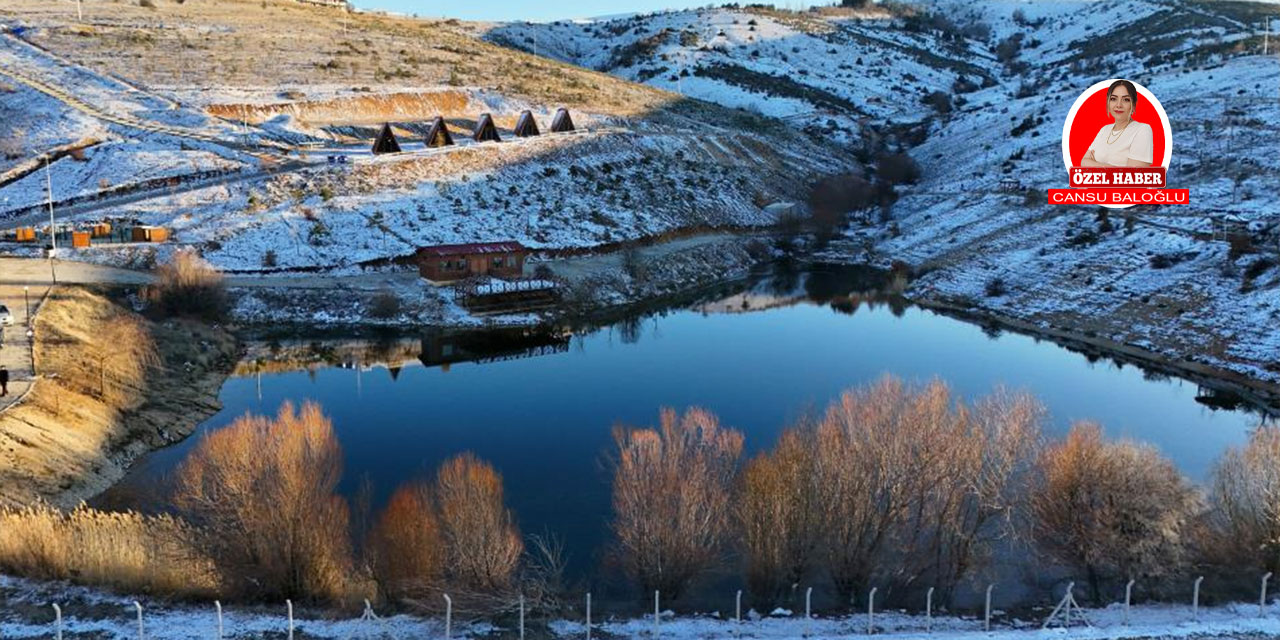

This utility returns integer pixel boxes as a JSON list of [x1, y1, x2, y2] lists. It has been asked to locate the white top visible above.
[[1087, 121, 1154, 166]]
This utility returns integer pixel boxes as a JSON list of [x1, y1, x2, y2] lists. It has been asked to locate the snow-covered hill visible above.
[[488, 0, 1280, 389]]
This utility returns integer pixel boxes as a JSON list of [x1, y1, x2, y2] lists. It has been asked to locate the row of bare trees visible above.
[[171, 402, 525, 606], [609, 375, 1280, 609]]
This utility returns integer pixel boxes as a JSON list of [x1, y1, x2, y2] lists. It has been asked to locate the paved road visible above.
[[0, 284, 46, 413], [0, 159, 311, 230]]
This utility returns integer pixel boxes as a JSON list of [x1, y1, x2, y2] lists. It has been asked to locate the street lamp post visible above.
[[23, 286, 30, 327]]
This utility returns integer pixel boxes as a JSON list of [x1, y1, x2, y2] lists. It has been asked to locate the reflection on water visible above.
[[99, 263, 1272, 583]]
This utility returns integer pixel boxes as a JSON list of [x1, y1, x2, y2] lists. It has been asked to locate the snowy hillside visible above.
[[488, 0, 1280, 390], [489, 5, 997, 142]]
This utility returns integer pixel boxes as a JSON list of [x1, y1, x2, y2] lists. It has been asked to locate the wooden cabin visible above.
[[550, 107, 576, 133], [416, 241, 527, 282], [473, 113, 501, 143], [131, 226, 169, 242], [513, 110, 540, 138], [372, 123, 402, 154], [425, 116, 454, 148]]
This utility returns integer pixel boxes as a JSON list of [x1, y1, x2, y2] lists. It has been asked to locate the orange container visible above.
[[15, 227, 36, 242], [72, 231, 91, 248], [131, 226, 170, 242]]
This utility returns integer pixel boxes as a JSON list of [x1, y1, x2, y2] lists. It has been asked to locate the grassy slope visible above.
[[0, 287, 235, 508]]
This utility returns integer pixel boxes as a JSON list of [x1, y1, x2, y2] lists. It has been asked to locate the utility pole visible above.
[[45, 157, 58, 284]]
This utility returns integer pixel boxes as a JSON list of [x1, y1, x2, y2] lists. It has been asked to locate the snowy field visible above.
[[2, 575, 1280, 640]]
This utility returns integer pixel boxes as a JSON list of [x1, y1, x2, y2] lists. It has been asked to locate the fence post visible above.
[[1262, 573, 1273, 618], [52, 603, 62, 640], [520, 595, 525, 640], [216, 601, 223, 640], [1065, 582, 1074, 628], [984, 584, 995, 632], [134, 601, 144, 640], [735, 589, 742, 625], [1123, 580, 1135, 626], [653, 590, 660, 639], [867, 587, 877, 636], [925, 587, 933, 633], [805, 586, 812, 637], [444, 594, 453, 640], [586, 592, 591, 640], [287, 599, 294, 640], [1193, 576, 1204, 621]]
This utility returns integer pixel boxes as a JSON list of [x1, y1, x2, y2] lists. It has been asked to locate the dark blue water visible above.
[[104, 268, 1266, 576]]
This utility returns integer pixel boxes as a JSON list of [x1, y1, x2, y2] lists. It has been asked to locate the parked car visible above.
[[0, 304, 12, 326]]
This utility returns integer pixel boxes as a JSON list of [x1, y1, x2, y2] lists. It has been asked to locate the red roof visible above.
[[417, 241, 526, 257]]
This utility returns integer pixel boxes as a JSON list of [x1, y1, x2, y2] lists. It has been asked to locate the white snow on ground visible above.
[[0, 141, 241, 211], [489, 7, 996, 143], [0, 81, 106, 174], [3, 575, 1280, 640]]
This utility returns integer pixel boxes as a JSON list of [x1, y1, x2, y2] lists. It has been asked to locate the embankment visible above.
[[0, 286, 237, 508]]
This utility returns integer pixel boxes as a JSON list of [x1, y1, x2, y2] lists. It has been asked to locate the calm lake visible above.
[[101, 264, 1271, 585]]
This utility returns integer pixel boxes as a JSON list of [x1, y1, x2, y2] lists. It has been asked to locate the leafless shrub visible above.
[[748, 377, 1042, 606], [367, 482, 443, 603], [174, 401, 356, 602], [1029, 422, 1202, 604], [611, 408, 744, 599], [144, 249, 228, 321], [1205, 427, 1280, 575], [435, 453, 523, 592], [369, 290, 402, 319], [621, 243, 648, 283], [739, 427, 819, 604]]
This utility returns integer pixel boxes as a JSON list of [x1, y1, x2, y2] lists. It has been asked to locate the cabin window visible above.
[[492, 256, 505, 268]]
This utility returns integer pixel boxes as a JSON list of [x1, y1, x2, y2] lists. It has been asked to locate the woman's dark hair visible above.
[[1108, 79, 1139, 110]]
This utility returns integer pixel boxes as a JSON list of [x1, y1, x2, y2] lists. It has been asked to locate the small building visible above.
[[513, 110, 540, 138], [473, 113, 501, 143], [91, 222, 112, 238], [131, 226, 169, 242], [372, 123, 402, 154], [71, 231, 91, 248], [550, 107, 576, 133], [425, 116, 454, 148], [416, 241, 527, 282], [14, 227, 36, 242]]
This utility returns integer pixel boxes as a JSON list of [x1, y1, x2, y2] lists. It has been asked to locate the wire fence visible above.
[[29, 573, 1279, 640]]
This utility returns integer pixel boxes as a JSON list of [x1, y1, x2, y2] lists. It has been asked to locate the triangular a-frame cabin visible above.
[[513, 110, 540, 138], [550, 107, 576, 133], [473, 113, 501, 143], [425, 116, 454, 148], [371, 123, 402, 154]]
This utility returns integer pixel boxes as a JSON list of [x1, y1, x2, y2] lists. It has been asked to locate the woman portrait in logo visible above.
[[1079, 79, 1154, 167]]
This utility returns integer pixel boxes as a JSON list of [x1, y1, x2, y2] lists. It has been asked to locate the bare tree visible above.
[[435, 453, 523, 592], [173, 401, 355, 602], [739, 426, 820, 605], [85, 317, 161, 401], [367, 481, 443, 602], [1207, 427, 1280, 575], [1029, 422, 1202, 604], [755, 377, 1042, 605], [611, 408, 744, 599]]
